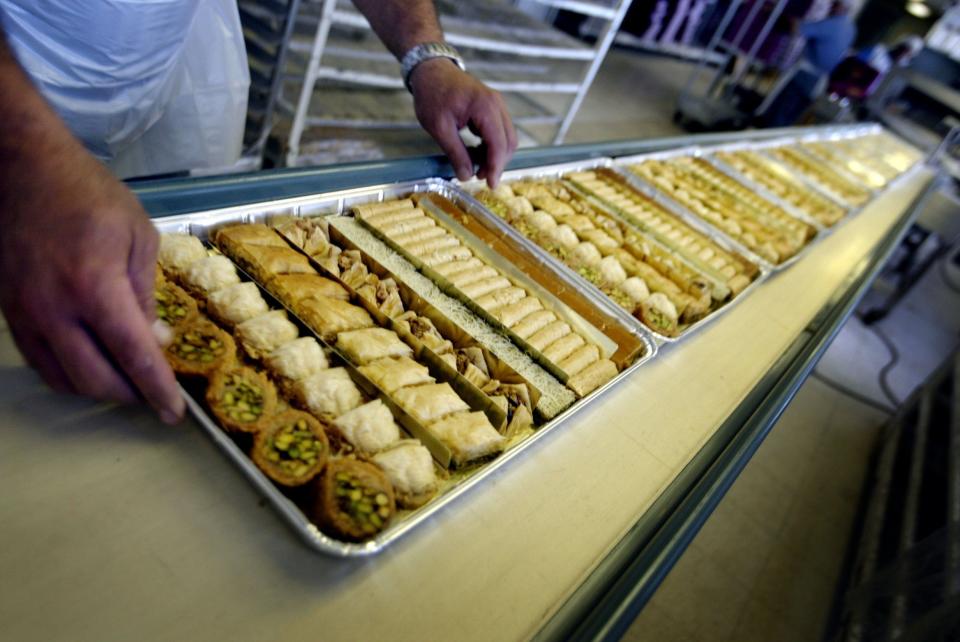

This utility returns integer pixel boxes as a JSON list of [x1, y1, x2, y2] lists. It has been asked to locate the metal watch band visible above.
[[401, 42, 466, 92]]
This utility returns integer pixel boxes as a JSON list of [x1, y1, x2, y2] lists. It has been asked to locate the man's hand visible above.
[[409, 59, 517, 188], [0, 147, 185, 424]]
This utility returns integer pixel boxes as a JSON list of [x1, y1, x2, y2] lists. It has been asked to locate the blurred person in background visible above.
[[0, 0, 516, 424], [759, 0, 857, 126]]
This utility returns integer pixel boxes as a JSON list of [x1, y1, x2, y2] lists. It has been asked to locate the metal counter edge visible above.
[[530, 170, 943, 642], [130, 125, 862, 218]]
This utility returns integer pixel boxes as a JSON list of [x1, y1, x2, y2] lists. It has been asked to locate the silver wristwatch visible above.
[[401, 42, 466, 92]]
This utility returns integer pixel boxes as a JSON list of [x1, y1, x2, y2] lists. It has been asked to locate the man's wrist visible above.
[[401, 42, 465, 92]]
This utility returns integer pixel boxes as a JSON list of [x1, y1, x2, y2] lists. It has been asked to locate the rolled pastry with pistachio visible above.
[[252, 410, 330, 487], [205, 364, 278, 434], [316, 458, 396, 541], [165, 318, 236, 378], [154, 273, 198, 329]]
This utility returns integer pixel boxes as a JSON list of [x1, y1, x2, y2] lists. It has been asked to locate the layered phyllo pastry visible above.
[[393, 382, 470, 425], [427, 411, 505, 467], [332, 399, 400, 455], [371, 440, 438, 508], [234, 310, 300, 360], [158, 233, 207, 277], [206, 281, 269, 328], [181, 255, 241, 297], [294, 367, 363, 418], [296, 296, 373, 340], [335, 327, 412, 365], [264, 337, 329, 393], [357, 356, 435, 394]]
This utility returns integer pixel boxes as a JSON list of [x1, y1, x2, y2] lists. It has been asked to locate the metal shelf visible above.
[[261, 0, 634, 167]]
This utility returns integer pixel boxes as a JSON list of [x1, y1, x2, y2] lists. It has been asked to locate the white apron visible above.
[[0, 0, 250, 178]]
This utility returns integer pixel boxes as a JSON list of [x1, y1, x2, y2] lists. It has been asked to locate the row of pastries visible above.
[[714, 150, 847, 227], [209, 223, 508, 471], [274, 216, 540, 436], [352, 197, 619, 396], [767, 146, 872, 207], [156, 230, 460, 542], [477, 179, 717, 338], [628, 158, 815, 265]]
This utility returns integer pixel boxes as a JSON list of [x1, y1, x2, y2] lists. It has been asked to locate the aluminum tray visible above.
[[672, 137, 866, 230], [703, 153, 828, 232], [154, 178, 656, 557], [457, 159, 769, 344], [612, 148, 824, 273]]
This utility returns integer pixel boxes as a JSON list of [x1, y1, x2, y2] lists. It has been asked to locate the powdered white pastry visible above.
[[158, 234, 207, 275], [181, 255, 239, 296], [333, 399, 400, 454], [295, 368, 363, 417]]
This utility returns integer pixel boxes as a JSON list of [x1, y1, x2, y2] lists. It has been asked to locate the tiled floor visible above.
[[620, 253, 960, 641]]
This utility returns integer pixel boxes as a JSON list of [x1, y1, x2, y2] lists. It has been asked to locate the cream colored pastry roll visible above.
[[448, 265, 499, 288], [475, 287, 526, 312], [460, 276, 513, 299], [497, 297, 543, 327], [421, 246, 473, 266], [352, 199, 415, 221], [567, 359, 618, 397], [542, 333, 585, 363], [392, 226, 448, 247], [527, 321, 572, 352], [380, 216, 436, 238], [433, 257, 484, 280], [511, 310, 557, 339], [557, 344, 599, 377]]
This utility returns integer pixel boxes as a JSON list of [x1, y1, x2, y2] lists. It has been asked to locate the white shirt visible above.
[[0, 0, 250, 178]]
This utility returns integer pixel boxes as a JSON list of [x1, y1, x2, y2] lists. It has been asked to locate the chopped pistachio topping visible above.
[[333, 471, 391, 534], [219, 373, 266, 424], [265, 418, 323, 476], [155, 287, 191, 324], [171, 328, 225, 363]]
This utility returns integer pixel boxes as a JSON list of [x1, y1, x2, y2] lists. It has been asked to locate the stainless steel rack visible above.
[[241, 0, 634, 167]]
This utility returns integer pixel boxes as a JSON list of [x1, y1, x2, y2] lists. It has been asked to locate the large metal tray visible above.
[[611, 145, 827, 273], [153, 178, 656, 557], [457, 159, 769, 344]]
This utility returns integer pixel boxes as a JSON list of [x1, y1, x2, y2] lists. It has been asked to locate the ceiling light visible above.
[[906, 1, 932, 18]]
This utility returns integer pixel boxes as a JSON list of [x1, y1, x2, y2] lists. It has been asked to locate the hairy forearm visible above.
[[350, 0, 444, 59], [0, 30, 89, 217]]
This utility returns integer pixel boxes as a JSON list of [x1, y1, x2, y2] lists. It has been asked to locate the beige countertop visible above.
[[0, 168, 933, 642]]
